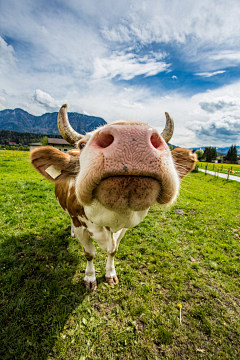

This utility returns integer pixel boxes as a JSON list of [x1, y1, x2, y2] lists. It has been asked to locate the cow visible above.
[[31, 104, 197, 290]]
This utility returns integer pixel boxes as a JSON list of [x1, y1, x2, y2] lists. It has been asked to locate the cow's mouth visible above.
[[94, 175, 161, 211]]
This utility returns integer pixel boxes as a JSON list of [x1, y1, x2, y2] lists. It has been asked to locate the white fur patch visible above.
[[84, 199, 149, 232]]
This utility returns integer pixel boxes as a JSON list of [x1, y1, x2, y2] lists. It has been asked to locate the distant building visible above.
[[222, 155, 240, 165], [9, 142, 17, 145], [29, 138, 75, 152]]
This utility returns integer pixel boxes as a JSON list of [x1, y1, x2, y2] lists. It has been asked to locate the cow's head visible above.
[[31, 104, 197, 231]]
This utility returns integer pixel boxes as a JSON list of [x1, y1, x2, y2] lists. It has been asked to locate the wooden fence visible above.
[[195, 165, 235, 182]]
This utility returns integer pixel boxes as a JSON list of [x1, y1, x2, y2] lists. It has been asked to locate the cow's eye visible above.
[[79, 142, 86, 150]]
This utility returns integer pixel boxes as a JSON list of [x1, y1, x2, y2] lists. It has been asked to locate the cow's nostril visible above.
[[150, 133, 162, 149], [97, 133, 114, 148]]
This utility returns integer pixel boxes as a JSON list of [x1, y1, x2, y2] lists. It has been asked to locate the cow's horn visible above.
[[57, 104, 84, 144], [160, 112, 174, 143]]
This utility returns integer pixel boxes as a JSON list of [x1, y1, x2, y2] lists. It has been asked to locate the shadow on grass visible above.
[[0, 226, 88, 360]]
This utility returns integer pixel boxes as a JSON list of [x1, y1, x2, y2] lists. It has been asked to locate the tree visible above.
[[40, 136, 48, 146], [195, 149, 204, 160], [225, 145, 238, 162], [168, 144, 173, 151], [203, 147, 217, 162]]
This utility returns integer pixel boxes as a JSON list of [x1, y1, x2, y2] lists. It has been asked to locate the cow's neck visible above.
[[84, 199, 149, 232]]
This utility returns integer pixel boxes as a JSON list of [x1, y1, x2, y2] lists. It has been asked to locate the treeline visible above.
[[203, 147, 218, 162], [225, 145, 238, 162], [195, 147, 218, 162], [0, 129, 62, 146], [195, 144, 239, 163]]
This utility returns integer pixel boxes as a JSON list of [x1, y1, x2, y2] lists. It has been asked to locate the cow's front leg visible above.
[[74, 225, 97, 290], [104, 228, 127, 286], [84, 251, 97, 290], [105, 252, 119, 286], [71, 220, 75, 237]]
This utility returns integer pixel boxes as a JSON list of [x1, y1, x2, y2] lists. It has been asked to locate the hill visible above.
[[0, 108, 106, 135]]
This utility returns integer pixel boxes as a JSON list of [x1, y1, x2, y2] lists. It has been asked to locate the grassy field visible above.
[[1, 151, 240, 359], [197, 161, 240, 177]]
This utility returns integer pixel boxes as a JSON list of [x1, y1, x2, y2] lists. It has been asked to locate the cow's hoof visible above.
[[105, 275, 119, 286], [84, 279, 97, 290]]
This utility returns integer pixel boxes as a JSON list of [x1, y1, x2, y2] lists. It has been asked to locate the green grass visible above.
[[1, 151, 240, 359], [197, 161, 240, 177]]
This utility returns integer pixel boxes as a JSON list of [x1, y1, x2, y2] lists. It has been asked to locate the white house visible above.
[[29, 138, 75, 152]]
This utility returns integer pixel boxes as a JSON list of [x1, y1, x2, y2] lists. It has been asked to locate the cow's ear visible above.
[[171, 148, 198, 179], [31, 146, 79, 182]]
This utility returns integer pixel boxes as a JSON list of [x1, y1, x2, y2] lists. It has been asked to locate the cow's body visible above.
[[31, 104, 197, 289]]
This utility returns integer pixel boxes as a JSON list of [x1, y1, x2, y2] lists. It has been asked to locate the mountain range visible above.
[[0, 108, 106, 135], [0, 108, 239, 155], [191, 147, 240, 156]]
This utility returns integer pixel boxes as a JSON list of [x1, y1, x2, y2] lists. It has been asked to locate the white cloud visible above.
[[93, 52, 170, 80], [0, 96, 7, 110], [100, 0, 240, 48], [186, 84, 240, 144], [33, 89, 61, 111], [195, 70, 226, 77], [0, 0, 240, 147], [210, 51, 240, 62], [0, 37, 17, 69], [37, 25, 49, 36], [0, 96, 7, 105]]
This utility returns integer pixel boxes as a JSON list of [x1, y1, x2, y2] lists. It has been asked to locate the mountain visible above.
[[191, 146, 240, 156], [0, 108, 106, 135]]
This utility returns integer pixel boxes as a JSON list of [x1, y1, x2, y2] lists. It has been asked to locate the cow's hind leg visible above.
[[74, 226, 97, 290]]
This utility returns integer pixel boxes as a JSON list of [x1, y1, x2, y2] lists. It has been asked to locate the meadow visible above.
[[197, 161, 240, 177], [1, 151, 240, 359]]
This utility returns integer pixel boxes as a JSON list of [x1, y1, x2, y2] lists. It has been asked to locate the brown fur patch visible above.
[[65, 183, 86, 218], [31, 146, 80, 182], [71, 216, 83, 227], [55, 179, 87, 221], [67, 149, 80, 157], [83, 249, 94, 261], [31, 147, 89, 224], [172, 148, 197, 179]]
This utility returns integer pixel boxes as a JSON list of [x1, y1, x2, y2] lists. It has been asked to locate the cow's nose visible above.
[[95, 125, 164, 150], [150, 132, 162, 149], [95, 129, 114, 148]]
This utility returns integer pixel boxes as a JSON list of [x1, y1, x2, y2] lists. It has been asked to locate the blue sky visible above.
[[1, 0, 240, 147]]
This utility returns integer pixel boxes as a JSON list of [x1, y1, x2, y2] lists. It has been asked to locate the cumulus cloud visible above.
[[92, 51, 169, 80], [33, 89, 61, 111], [187, 87, 240, 145], [0, 37, 17, 69], [195, 70, 226, 77], [188, 115, 240, 141], [199, 99, 237, 113], [1, 0, 240, 147]]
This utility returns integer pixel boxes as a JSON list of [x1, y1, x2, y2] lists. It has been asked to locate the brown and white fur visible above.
[[31, 106, 197, 290]]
